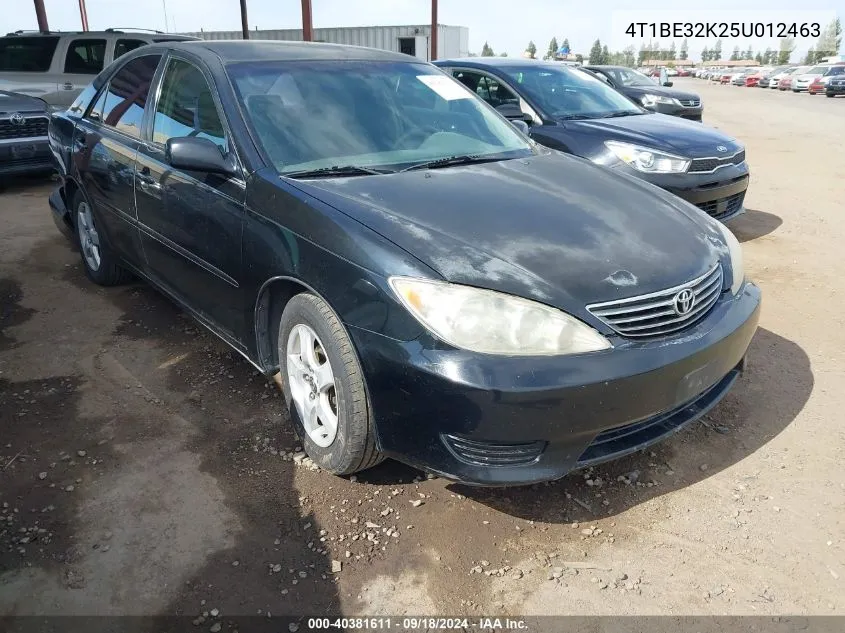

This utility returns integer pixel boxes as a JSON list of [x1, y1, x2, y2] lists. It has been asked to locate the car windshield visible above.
[[0, 36, 59, 72], [227, 60, 533, 175], [823, 66, 845, 75], [792, 67, 810, 75], [606, 68, 656, 87], [806, 66, 828, 74], [497, 64, 644, 119]]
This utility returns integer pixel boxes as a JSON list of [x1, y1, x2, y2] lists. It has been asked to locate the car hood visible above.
[[287, 152, 727, 312], [559, 113, 741, 157], [620, 85, 699, 101], [796, 73, 823, 81], [0, 90, 48, 113]]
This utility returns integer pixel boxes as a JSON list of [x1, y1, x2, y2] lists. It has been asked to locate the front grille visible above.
[[587, 264, 723, 338], [688, 149, 745, 173], [678, 99, 701, 107], [696, 191, 745, 220], [0, 116, 49, 140], [442, 434, 545, 467]]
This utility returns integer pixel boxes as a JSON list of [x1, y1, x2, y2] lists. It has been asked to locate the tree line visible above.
[[475, 18, 840, 67]]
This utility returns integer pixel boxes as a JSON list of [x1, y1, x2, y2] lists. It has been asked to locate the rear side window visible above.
[[68, 83, 99, 116], [0, 36, 59, 72], [114, 39, 147, 60], [99, 55, 162, 138], [64, 39, 106, 74]]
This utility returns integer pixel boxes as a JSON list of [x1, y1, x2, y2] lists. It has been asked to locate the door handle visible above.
[[136, 171, 161, 191], [63, 82, 73, 91]]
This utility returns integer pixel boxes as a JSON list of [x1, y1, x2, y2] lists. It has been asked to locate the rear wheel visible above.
[[827, 93, 835, 98], [73, 191, 132, 286], [278, 293, 384, 475]]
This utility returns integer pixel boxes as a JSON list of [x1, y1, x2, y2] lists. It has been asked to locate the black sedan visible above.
[[435, 58, 748, 222], [584, 65, 703, 121], [1, 90, 53, 180], [48, 41, 760, 486]]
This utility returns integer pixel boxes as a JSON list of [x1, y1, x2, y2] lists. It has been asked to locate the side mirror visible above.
[[510, 119, 530, 135], [165, 137, 236, 176], [663, 81, 674, 87], [495, 102, 531, 122]]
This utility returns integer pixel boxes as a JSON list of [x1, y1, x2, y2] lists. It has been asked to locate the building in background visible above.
[[183, 24, 469, 61]]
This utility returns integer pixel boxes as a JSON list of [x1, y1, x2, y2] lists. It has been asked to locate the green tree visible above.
[[637, 43, 647, 65], [701, 46, 710, 62], [589, 39, 603, 64], [500, 52, 508, 57], [668, 42, 677, 60], [601, 44, 610, 64], [744, 47, 754, 60], [562, 37, 570, 50], [730, 46, 740, 61], [526, 40, 537, 59], [815, 18, 842, 61], [763, 47, 773, 64], [574, 53, 584, 63], [777, 37, 795, 64], [623, 45, 636, 67], [713, 39, 723, 60], [546, 37, 558, 60], [679, 38, 689, 60], [481, 41, 495, 57], [803, 47, 815, 64], [755, 52, 763, 64]]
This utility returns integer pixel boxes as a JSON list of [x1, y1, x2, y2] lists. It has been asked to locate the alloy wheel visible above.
[[77, 201, 101, 271], [286, 323, 338, 447]]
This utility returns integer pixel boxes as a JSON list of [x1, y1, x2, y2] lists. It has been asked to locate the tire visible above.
[[827, 93, 835, 98], [72, 191, 132, 286], [278, 292, 384, 475]]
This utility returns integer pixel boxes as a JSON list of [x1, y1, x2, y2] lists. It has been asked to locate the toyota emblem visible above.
[[9, 112, 25, 126], [673, 288, 695, 315], [716, 145, 728, 153]]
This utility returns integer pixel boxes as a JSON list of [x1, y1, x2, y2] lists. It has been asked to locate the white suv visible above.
[[0, 28, 197, 108]]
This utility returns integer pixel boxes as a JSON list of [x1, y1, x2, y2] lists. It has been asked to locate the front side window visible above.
[[0, 36, 59, 72], [504, 65, 644, 119], [99, 55, 161, 137], [825, 66, 845, 76], [114, 39, 148, 60], [153, 58, 226, 151], [64, 39, 106, 74], [228, 60, 532, 174], [608, 68, 657, 87]]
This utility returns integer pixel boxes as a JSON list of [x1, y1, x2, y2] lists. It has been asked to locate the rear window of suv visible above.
[[0, 36, 60, 72]]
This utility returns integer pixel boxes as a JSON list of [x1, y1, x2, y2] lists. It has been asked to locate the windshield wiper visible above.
[[399, 154, 503, 172], [599, 111, 641, 118], [282, 165, 392, 179], [557, 113, 600, 120]]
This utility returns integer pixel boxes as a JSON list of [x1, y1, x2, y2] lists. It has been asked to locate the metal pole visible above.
[[301, 0, 313, 42], [78, 0, 89, 31], [430, 0, 438, 61], [33, 0, 49, 32], [240, 0, 249, 39]]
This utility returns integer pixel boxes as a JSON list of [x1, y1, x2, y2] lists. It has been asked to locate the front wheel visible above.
[[827, 93, 835, 98], [278, 293, 384, 475]]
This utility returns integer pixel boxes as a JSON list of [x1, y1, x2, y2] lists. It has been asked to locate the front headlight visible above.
[[640, 94, 677, 107], [604, 141, 690, 174], [388, 277, 611, 356], [715, 223, 744, 294]]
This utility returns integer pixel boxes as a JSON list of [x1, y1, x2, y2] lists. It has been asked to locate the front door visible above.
[[134, 55, 246, 341]]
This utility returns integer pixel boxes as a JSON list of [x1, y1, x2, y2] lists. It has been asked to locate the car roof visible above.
[[2, 30, 196, 40], [159, 40, 413, 64], [434, 57, 563, 68]]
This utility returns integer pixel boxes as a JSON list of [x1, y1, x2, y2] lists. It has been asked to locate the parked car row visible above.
[[44, 40, 759, 485], [693, 63, 845, 97]]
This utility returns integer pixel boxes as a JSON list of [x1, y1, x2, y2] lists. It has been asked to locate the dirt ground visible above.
[[1, 80, 843, 625]]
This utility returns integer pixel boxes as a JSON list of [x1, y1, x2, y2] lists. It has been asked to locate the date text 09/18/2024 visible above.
[[624, 22, 821, 39], [306, 617, 528, 630]]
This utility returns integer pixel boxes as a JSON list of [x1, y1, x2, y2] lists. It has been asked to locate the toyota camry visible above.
[[48, 41, 760, 486]]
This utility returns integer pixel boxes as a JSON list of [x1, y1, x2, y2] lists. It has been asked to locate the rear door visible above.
[[59, 37, 108, 107], [134, 54, 246, 339], [74, 53, 163, 268]]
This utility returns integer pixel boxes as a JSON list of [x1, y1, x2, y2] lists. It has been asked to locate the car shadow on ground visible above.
[[454, 326, 811, 523], [729, 208, 783, 243]]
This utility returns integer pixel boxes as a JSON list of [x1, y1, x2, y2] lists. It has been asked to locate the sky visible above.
[[4, 0, 842, 61]]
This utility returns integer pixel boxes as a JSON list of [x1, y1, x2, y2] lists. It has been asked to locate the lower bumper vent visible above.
[[442, 434, 546, 467]]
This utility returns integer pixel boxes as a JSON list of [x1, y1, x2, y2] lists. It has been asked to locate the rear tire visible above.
[[72, 191, 132, 286], [278, 292, 384, 475], [827, 93, 835, 98]]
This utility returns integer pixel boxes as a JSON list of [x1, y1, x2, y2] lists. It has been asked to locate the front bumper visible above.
[[826, 84, 845, 95], [353, 284, 761, 486], [0, 138, 52, 178], [647, 102, 703, 121], [616, 161, 750, 223]]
